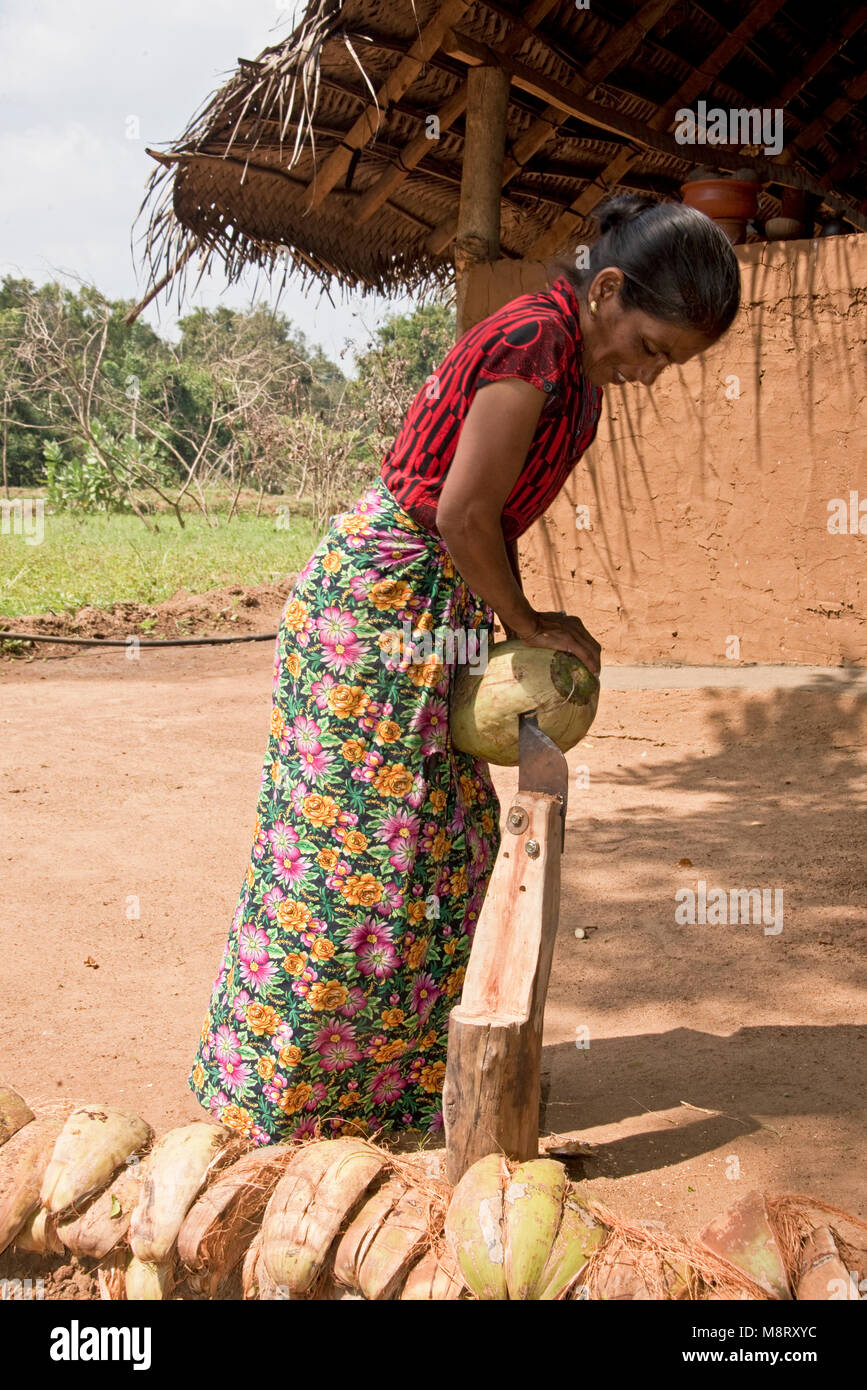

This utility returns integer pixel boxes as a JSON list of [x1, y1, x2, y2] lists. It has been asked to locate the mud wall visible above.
[[462, 235, 866, 665]]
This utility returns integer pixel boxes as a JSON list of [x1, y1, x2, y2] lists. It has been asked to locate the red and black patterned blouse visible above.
[[380, 275, 603, 543]]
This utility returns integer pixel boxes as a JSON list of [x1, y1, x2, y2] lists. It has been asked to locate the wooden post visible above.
[[442, 791, 563, 1184], [454, 63, 510, 337]]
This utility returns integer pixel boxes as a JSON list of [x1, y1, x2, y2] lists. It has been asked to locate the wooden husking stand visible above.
[[442, 710, 569, 1184]]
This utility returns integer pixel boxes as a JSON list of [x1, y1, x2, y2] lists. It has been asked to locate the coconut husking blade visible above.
[[518, 711, 569, 854]]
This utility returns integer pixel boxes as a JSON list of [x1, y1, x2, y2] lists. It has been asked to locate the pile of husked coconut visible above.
[[1, 1088, 864, 1300]]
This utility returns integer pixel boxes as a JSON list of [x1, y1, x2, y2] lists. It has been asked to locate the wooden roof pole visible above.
[[427, 0, 679, 256], [771, 6, 867, 107], [301, 0, 471, 214], [355, 0, 558, 226], [525, 0, 789, 257], [454, 63, 511, 336]]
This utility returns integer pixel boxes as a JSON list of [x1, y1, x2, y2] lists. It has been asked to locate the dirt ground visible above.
[[2, 617, 865, 1251]]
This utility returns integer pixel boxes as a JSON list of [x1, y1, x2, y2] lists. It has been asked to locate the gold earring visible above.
[[589, 299, 598, 315]]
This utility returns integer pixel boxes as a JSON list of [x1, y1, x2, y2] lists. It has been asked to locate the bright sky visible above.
[[0, 0, 420, 366]]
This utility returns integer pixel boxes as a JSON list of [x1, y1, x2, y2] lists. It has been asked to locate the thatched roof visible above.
[[127, 0, 867, 319]]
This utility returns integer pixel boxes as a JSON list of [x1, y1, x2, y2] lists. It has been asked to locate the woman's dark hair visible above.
[[553, 193, 741, 340]]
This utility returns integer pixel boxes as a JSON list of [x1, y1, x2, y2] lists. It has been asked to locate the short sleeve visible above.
[[475, 310, 574, 399]]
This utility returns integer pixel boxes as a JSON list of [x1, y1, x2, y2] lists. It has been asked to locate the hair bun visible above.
[[596, 193, 659, 235]]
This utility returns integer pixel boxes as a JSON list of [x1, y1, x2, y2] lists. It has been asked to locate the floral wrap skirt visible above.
[[189, 478, 501, 1144]]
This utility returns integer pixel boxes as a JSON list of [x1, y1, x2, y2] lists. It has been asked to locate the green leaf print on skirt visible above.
[[189, 479, 501, 1144]]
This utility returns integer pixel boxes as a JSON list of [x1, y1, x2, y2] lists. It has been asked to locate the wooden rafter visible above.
[[526, 0, 790, 258], [353, 0, 558, 226], [301, 0, 472, 213], [771, 5, 867, 107], [428, 0, 681, 254], [792, 67, 867, 153]]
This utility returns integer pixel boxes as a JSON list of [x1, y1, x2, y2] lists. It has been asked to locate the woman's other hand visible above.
[[511, 610, 601, 676]]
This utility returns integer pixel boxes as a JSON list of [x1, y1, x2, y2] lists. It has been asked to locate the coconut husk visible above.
[[177, 1142, 298, 1296], [580, 1199, 771, 1301]]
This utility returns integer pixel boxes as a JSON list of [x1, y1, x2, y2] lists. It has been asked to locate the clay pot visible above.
[[715, 218, 747, 245], [681, 177, 760, 223], [780, 186, 808, 221], [765, 216, 803, 241]]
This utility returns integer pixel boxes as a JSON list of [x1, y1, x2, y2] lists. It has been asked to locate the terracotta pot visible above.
[[681, 178, 759, 223], [715, 218, 747, 245], [779, 187, 807, 221]]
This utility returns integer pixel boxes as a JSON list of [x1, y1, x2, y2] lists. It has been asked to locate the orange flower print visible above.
[[279, 1083, 313, 1114], [375, 1039, 407, 1063], [257, 1056, 276, 1080], [192, 1063, 205, 1088], [341, 738, 366, 762], [419, 1061, 446, 1093], [245, 1003, 279, 1035], [311, 938, 336, 962], [282, 952, 307, 976], [445, 966, 466, 998], [277, 900, 312, 932], [449, 866, 468, 897], [338, 1091, 362, 1109], [221, 1104, 255, 1135], [407, 938, 429, 970], [279, 1045, 303, 1068], [376, 719, 401, 743], [343, 830, 368, 853], [369, 579, 411, 611], [302, 792, 340, 827], [406, 900, 428, 925], [322, 551, 342, 574], [317, 847, 339, 870], [285, 652, 302, 678], [342, 874, 383, 906], [430, 828, 452, 861], [270, 707, 287, 739], [328, 684, 369, 718], [430, 788, 447, 812], [381, 1008, 405, 1028], [309, 981, 348, 1011], [283, 598, 311, 632], [408, 656, 443, 688]]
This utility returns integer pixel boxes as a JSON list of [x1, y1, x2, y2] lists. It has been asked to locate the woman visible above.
[[189, 195, 740, 1145]]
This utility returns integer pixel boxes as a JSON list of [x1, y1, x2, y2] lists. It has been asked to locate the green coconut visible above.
[[449, 639, 599, 766]]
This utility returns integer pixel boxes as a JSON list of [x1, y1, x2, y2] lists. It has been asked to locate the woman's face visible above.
[[578, 267, 716, 389]]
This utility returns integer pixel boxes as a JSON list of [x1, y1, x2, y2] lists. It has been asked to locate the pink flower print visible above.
[[272, 843, 310, 888], [304, 1082, 329, 1112], [231, 989, 252, 1024], [297, 745, 334, 784], [310, 673, 339, 710], [348, 569, 381, 602], [371, 1063, 406, 1106], [263, 1075, 287, 1104], [218, 1055, 251, 1094], [411, 698, 449, 755], [339, 986, 369, 1019], [213, 1024, 242, 1061], [239, 955, 277, 992], [290, 1117, 320, 1141], [378, 881, 405, 913], [293, 715, 322, 752], [238, 924, 271, 965], [411, 972, 440, 1023], [346, 918, 393, 952], [317, 607, 365, 674], [314, 1020, 362, 1072], [357, 940, 399, 981], [261, 886, 285, 922]]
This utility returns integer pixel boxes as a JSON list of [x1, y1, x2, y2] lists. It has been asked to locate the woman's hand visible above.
[[511, 610, 601, 676]]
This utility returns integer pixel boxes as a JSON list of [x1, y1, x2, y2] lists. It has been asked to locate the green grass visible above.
[[0, 503, 321, 617]]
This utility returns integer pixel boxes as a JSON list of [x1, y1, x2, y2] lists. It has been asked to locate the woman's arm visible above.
[[436, 378, 601, 674]]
